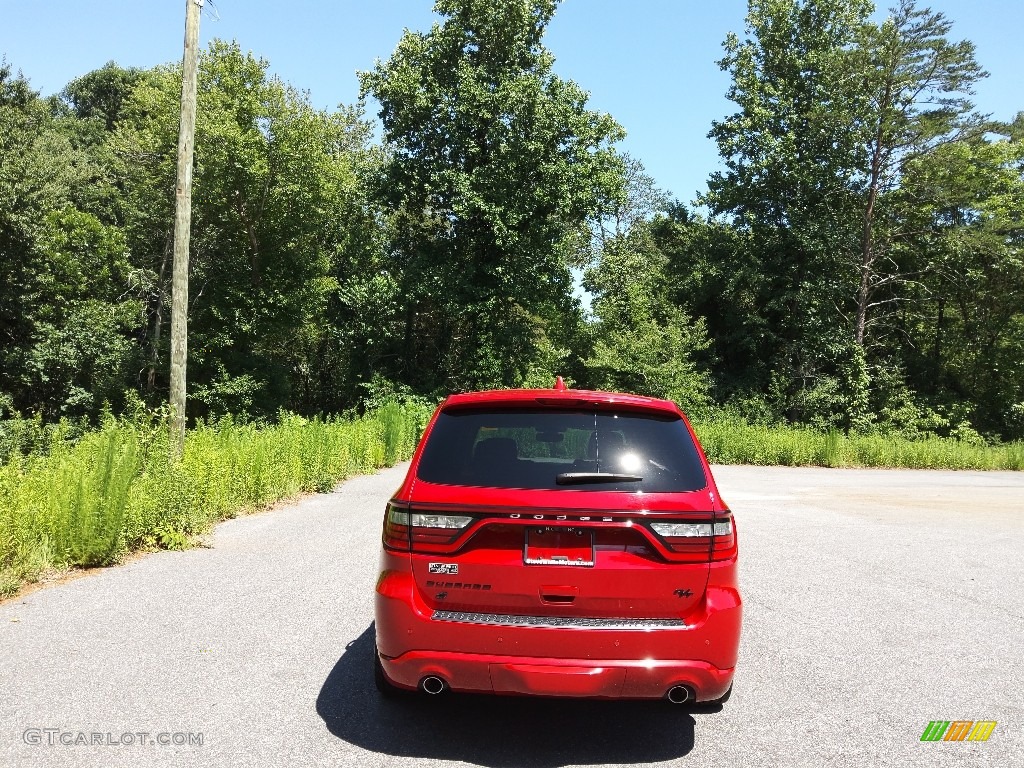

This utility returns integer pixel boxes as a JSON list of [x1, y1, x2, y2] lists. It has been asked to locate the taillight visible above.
[[711, 512, 737, 561], [410, 512, 473, 550], [649, 521, 713, 561], [648, 514, 737, 562], [382, 503, 474, 552], [383, 503, 410, 551]]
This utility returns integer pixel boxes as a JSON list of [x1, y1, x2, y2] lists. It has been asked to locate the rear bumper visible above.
[[375, 563, 741, 702], [379, 649, 735, 700]]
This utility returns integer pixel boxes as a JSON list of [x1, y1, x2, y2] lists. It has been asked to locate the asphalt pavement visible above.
[[1, 463, 1021, 767]]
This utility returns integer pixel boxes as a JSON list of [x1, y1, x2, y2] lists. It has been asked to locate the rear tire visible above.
[[373, 646, 403, 698]]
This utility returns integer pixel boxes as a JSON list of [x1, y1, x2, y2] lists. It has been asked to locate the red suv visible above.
[[374, 381, 741, 705]]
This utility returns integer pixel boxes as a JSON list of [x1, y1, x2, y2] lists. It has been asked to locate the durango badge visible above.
[[428, 563, 458, 575]]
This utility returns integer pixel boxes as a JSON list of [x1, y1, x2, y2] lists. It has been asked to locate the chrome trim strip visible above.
[[430, 610, 687, 630]]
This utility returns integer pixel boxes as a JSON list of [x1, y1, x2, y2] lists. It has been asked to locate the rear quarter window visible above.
[[416, 408, 707, 492]]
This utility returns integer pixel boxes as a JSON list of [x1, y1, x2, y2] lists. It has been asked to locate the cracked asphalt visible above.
[[1, 463, 1021, 767]]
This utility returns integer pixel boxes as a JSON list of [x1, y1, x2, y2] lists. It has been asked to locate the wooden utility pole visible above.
[[170, 0, 203, 456]]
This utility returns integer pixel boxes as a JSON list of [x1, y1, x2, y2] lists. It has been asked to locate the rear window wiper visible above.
[[555, 472, 643, 485]]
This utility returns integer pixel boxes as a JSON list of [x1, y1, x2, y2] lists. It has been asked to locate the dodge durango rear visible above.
[[373, 381, 741, 704]]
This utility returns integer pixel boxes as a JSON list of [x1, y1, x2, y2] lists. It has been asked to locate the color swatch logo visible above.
[[920, 721, 997, 742]]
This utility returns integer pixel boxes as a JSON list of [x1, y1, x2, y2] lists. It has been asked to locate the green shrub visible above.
[[0, 401, 433, 598], [693, 418, 1024, 471]]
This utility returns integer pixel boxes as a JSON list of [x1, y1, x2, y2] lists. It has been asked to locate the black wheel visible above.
[[373, 646, 403, 698]]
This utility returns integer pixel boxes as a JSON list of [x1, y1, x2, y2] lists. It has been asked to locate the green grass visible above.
[[0, 402, 431, 598], [694, 417, 1024, 471]]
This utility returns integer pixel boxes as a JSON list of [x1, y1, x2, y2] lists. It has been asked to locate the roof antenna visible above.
[[553, 376, 567, 391]]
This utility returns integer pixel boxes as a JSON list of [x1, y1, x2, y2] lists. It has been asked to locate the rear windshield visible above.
[[417, 408, 707, 492]]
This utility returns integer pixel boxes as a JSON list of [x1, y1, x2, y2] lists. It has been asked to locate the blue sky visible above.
[[3, 0, 1022, 204]]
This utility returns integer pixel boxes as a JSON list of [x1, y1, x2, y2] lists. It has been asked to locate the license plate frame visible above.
[[524, 527, 595, 567]]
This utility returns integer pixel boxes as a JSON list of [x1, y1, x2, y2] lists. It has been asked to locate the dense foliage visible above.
[[688, 0, 1023, 440], [0, 401, 431, 597], [1, 0, 1021, 443], [359, 0, 624, 392]]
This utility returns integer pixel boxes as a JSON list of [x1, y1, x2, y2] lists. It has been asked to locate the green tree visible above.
[[854, 0, 986, 348], [898, 116, 1024, 438], [22, 209, 142, 416], [584, 224, 711, 413], [700, 0, 992, 432], [60, 61, 143, 132], [702, 0, 873, 428], [111, 41, 379, 417], [359, 0, 625, 394], [1, 61, 140, 419]]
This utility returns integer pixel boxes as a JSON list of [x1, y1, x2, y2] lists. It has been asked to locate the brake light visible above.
[[711, 513, 737, 561], [382, 503, 474, 552], [648, 514, 736, 562], [410, 513, 473, 549], [383, 503, 410, 551], [649, 521, 713, 561]]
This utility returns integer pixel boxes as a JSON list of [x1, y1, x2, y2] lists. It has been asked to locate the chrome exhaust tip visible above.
[[666, 685, 693, 704], [420, 676, 447, 695]]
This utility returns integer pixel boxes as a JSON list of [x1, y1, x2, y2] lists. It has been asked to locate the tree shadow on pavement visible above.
[[316, 625, 700, 768]]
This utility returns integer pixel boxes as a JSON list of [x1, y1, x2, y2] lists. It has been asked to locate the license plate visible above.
[[524, 527, 594, 567]]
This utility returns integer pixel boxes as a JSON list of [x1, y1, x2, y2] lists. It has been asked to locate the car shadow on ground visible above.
[[316, 625, 708, 768]]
